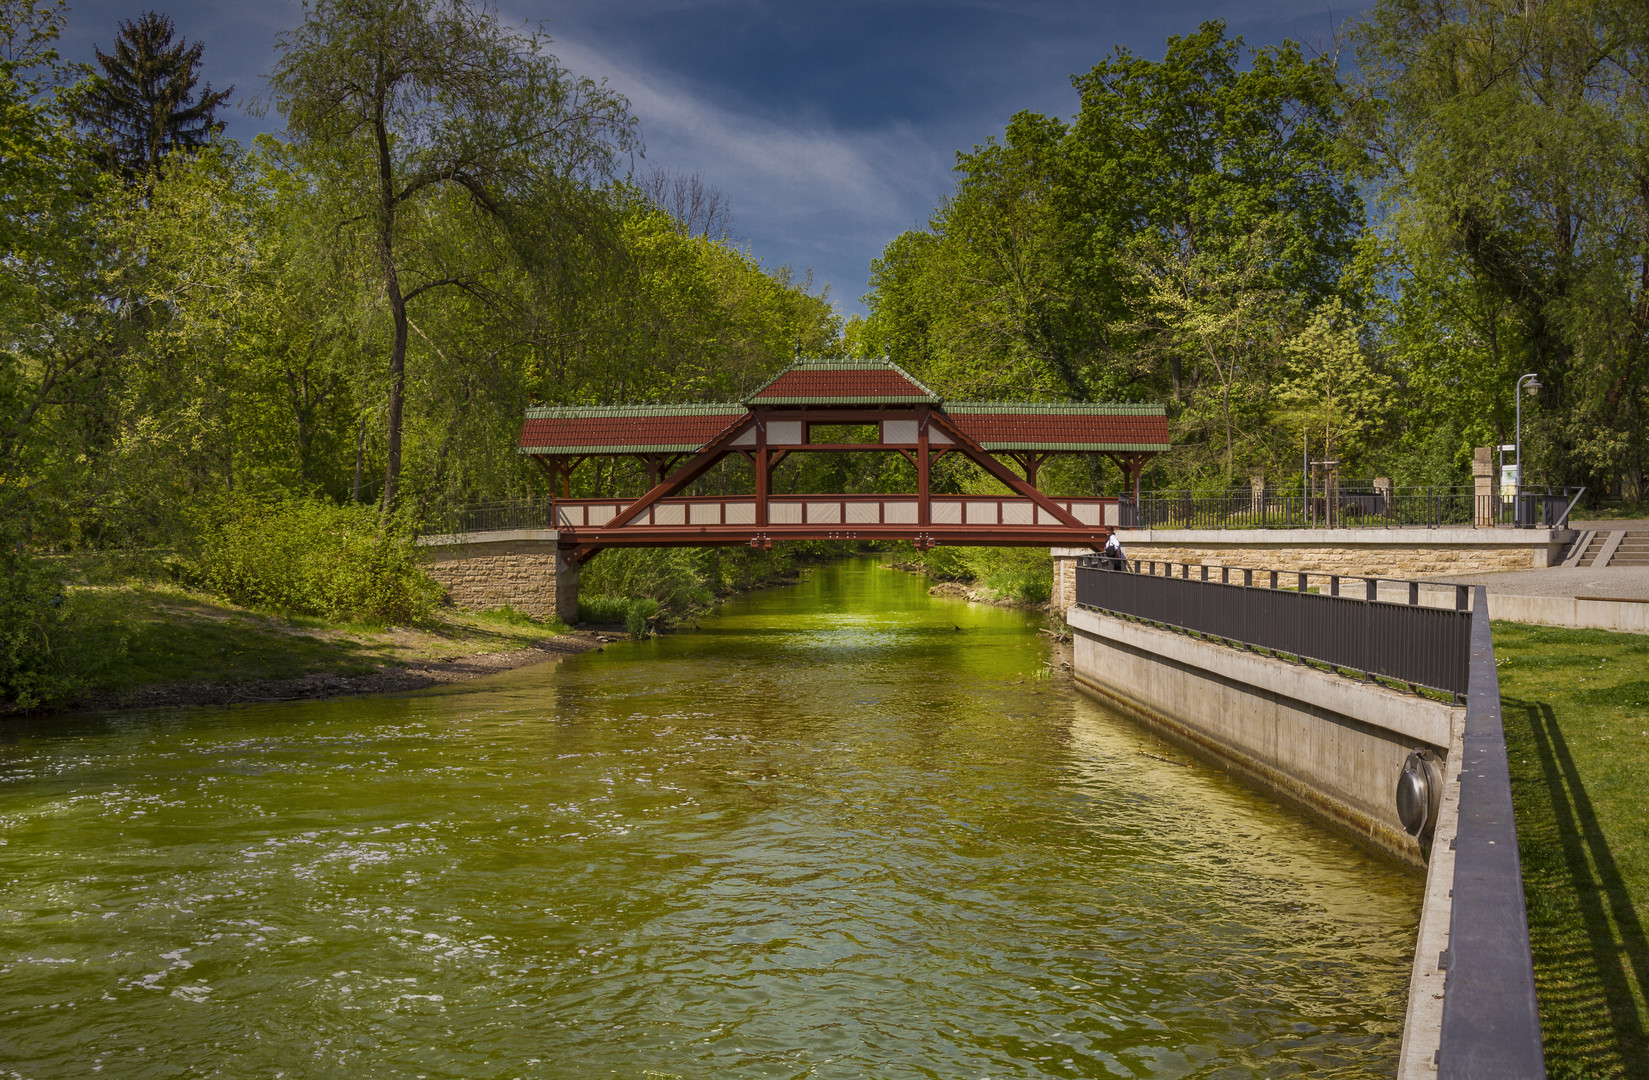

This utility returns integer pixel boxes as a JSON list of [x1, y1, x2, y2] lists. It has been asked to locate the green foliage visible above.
[[475, 605, 565, 633], [1345, 0, 1649, 498], [860, 20, 1363, 489], [579, 548, 716, 616], [0, 539, 72, 711], [269, 0, 639, 512], [624, 597, 659, 640], [577, 595, 631, 624], [189, 497, 441, 624], [898, 544, 1053, 606]]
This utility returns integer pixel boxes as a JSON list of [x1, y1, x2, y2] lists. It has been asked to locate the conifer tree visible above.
[[78, 10, 231, 177]]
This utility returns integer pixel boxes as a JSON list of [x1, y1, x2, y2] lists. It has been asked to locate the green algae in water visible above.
[[0, 559, 1418, 1078]]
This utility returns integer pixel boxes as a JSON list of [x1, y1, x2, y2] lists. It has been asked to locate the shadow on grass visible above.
[[1505, 697, 1649, 1079]]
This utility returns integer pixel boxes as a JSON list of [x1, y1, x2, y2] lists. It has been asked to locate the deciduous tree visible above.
[[270, 0, 638, 511]]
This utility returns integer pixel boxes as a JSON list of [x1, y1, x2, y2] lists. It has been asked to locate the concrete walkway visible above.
[[1568, 518, 1649, 530], [1428, 565, 1649, 601]]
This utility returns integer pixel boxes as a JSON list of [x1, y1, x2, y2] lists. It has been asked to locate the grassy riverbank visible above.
[[10, 576, 581, 716], [1496, 621, 1649, 1078]]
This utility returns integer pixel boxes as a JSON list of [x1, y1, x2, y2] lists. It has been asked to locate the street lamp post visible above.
[[1514, 373, 1541, 526], [1515, 373, 1542, 488]]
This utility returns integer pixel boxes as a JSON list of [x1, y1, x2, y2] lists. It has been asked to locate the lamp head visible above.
[[1524, 374, 1542, 393]]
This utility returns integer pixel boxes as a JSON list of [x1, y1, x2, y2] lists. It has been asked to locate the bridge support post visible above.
[[555, 550, 581, 626]]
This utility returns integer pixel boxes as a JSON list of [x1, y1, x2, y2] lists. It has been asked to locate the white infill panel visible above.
[[770, 502, 803, 525], [1104, 502, 1119, 526], [1072, 502, 1101, 525], [689, 503, 721, 525], [807, 502, 841, 524], [653, 503, 686, 526], [965, 501, 998, 524], [928, 426, 952, 445], [730, 426, 757, 447], [883, 419, 918, 444], [1003, 501, 1033, 525], [884, 501, 918, 524], [846, 502, 879, 524], [932, 501, 962, 524], [724, 502, 756, 525], [590, 505, 618, 526], [768, 420, 804, 445], [555, 506, 584, 527]]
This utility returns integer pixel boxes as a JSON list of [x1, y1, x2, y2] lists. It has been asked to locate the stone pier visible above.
[[417, 529, 578, 625]]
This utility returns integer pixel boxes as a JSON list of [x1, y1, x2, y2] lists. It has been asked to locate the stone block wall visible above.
[[418, 530, 574, 623]]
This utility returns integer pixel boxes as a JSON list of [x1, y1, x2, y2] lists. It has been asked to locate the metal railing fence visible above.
[[1117, 485, 1584, 530], [1074, 556, 1475, 698], [420, 500, 552, 536]]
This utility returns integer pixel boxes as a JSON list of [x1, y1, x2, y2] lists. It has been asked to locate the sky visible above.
[[56, 0, 1368, 319]]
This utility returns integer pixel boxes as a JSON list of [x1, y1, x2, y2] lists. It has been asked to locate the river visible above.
[[1, 558, 1418, 1078]]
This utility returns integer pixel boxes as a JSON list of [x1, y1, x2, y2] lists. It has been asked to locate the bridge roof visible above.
[[947, 403, 1170, 452], [518, 360, 1170, 455], [519, 404, 745, 455], [744, 358, 939, 405]]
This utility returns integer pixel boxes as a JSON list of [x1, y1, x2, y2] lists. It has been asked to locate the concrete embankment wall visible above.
[[1051, 528, 1570, 614], [1065, 605, 1460, 865], [417, 529, 578, 624]]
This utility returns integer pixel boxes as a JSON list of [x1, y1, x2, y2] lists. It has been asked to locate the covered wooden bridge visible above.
[[518, 358, 1168, 565]]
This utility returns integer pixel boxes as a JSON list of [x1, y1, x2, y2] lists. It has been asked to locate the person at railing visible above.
[[1102, 531, 1127, 571]]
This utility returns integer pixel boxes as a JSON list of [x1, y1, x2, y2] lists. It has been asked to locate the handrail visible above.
[[1074, 556, 1475, 697], [1117, 485, 1585, 530], [1438, 586, 1545, 1076]]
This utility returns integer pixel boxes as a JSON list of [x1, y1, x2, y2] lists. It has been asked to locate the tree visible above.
[[861, 22, 1364, 487], [270, 0, 638, 512], [1278, 299, 1393, 475], [1345, 0, 1649, 497], [77, 10, 231, 177]]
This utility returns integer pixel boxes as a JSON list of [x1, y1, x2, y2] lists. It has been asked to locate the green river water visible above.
[[1, 558, 1419, 1078]]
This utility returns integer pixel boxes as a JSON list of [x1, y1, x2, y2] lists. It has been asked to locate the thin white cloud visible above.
[[543, 33, 952, 312]]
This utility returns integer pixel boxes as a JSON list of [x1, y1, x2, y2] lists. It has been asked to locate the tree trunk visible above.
[[382, 275, 408, 513], [352, 414, 366, 502], [374, 102, 406, 514]]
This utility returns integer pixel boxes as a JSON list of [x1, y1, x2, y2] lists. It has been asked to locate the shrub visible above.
[[191, 497, 441, 624], [578, 595, 631, 624], [889, 542, 1053, 605], [625, 597, 659, 640], [0, 540, 73, 711]]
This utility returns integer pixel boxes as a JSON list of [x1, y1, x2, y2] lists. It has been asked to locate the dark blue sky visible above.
[[58, 0, 1366, 318]]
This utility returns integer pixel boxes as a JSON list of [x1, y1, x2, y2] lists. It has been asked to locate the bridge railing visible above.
[[1074, 556, 1475, 698], [551, 493, 1117, 530], [1118, 485, 1583, 530], [420, 500, 552, 537]]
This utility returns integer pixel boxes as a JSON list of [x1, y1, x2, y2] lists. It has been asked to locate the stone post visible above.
[[1249, 475, 1266, 516], [1373, 477, 1393, 516], [1471, 448, 1494, 527], [555, 550, 581, 626]]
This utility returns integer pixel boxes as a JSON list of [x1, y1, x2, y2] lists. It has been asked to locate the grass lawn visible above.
[[53, 578, 566, 705], [1496, 621, 1649, 1079]]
